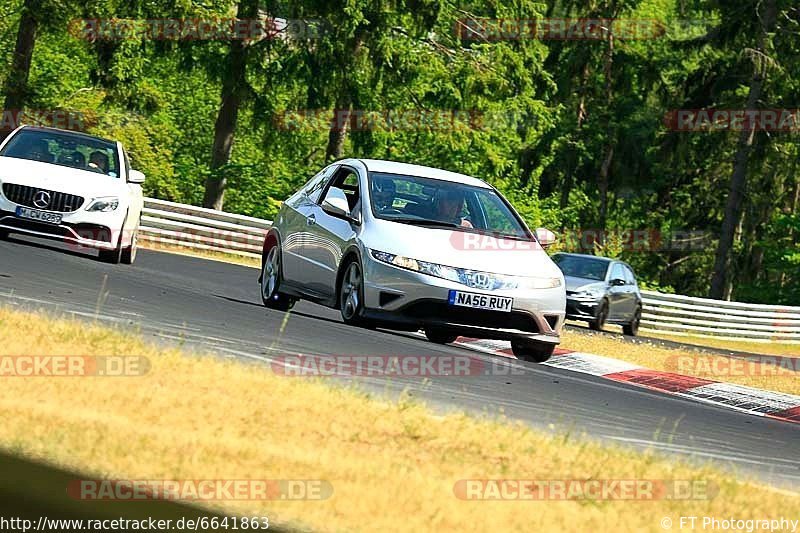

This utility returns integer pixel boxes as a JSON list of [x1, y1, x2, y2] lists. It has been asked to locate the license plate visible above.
[[15, 206, 63, 225], [448, 290, 513, 312]]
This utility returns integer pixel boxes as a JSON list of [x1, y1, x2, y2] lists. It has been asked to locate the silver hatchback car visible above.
[[259, 159, 566, 361]]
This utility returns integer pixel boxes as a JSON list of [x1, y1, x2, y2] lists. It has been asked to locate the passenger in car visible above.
[[28, 140, 54, 163]]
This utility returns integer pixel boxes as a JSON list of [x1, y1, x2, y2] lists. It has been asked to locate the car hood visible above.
[[564, 276, 607, 293], [363, 218, 563, 278], [0, 156, 126, 198]]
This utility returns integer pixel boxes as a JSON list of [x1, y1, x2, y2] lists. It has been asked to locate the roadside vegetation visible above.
[[1, 306, 798, 532]]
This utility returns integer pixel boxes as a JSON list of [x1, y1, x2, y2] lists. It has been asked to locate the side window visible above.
[[321, 167, 361, 214], [304, 165, 337, 203], [624, 266, 637, 285], [610, 263, 626, 282]]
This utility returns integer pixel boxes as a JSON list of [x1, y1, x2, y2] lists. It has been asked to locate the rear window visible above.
[[552, 254, 610, 281]]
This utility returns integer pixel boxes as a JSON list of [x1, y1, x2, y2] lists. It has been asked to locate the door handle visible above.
[[306, 214, 316, 226]]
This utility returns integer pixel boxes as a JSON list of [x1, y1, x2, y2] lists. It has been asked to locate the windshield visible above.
[[0, 129, 120, 178], [368, 172, 530, 239], [553, 254, 610, 281]]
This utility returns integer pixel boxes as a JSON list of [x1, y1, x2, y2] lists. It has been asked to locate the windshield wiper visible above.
[[386, 217, 460, 228]]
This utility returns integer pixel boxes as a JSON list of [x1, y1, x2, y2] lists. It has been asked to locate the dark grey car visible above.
[[551, 253, 643, 336]]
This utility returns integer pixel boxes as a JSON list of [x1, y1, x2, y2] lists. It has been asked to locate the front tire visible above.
[[589, 301, 608, 331], [120, 230, 138, 265], [511, 339, 556, 363], [623, 306, 642, 336], [424, 328, 459, 344], [261, 243, 295, 311], [339, 259, 369, 327], [98, 241, 121, 264]]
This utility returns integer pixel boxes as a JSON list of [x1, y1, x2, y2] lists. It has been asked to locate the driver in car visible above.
[[372, 176, 398, 214], [88, 151, 109, 174], [433, 188, 473, 228]]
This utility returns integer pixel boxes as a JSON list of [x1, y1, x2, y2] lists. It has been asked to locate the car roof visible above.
[[554, 252, 636, 271], [554, 252, 614, 263], [353, 159, 492, 189], [17, 125, 116, 146]]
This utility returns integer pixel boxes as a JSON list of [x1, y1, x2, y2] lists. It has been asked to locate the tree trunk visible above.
[[1, 0, 39, 140], [596, 32, 615, 248], [325, 98, 351, 162], [560, 62, 591, 211], [323, 36, 363, 163], [709, 0, 777, 299], [203, 0, 260, 210]]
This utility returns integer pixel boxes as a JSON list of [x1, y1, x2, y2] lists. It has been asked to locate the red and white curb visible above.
[[451, 337, 800, 425]]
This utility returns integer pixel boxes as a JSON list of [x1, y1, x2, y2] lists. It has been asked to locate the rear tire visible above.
[[511, 339, 556, 363], [623, 306, 642, 336], [589, 301, 608, 332], [260, 243, 295, 311], [0, 229, 8, 240], [424, 328, 459, 344]]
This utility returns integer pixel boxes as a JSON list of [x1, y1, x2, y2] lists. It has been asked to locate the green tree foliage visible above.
[[0, 0, 798, 303]]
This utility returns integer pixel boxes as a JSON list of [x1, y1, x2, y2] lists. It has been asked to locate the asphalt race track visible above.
[[1, 236, 797, 490]]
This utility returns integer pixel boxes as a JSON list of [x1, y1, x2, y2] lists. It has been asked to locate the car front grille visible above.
[[1, 183, 84, 213], [399, 300, 541, 333]]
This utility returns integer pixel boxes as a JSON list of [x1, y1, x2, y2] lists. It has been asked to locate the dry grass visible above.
[[0, 307, 798, 532], [640, 330, 800, 357], [560, 327, 800, 396]]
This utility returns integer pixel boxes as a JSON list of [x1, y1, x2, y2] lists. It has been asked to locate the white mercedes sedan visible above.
[[0, 125, 145, 264]]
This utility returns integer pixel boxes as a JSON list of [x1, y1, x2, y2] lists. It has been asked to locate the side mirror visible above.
[[128, 169, 146, 184], [610, 278, 626, 286], [321, 187, 352, 219], [534, 227, 556, 248]]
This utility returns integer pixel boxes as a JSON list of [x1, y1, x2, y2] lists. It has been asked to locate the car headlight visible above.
[[572, 289, 604, 299], [86, 197, 120, 212], [369, 249, 562, 290]]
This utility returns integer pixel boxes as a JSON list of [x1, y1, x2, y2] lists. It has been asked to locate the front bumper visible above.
[[362, 253, 566, 344], [0, 195, 124, 251], [565, 297, 601, 320]]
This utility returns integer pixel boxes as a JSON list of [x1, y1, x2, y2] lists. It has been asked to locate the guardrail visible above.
[[139, 197, 800, 344], [138, 197, 271, 259], [640, 290, 800, 344]]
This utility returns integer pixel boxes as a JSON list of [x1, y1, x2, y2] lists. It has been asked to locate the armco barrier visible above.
[[640, 290, 800, 344], [139, 198, 800, 344], [139, 197, 271, 259]]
